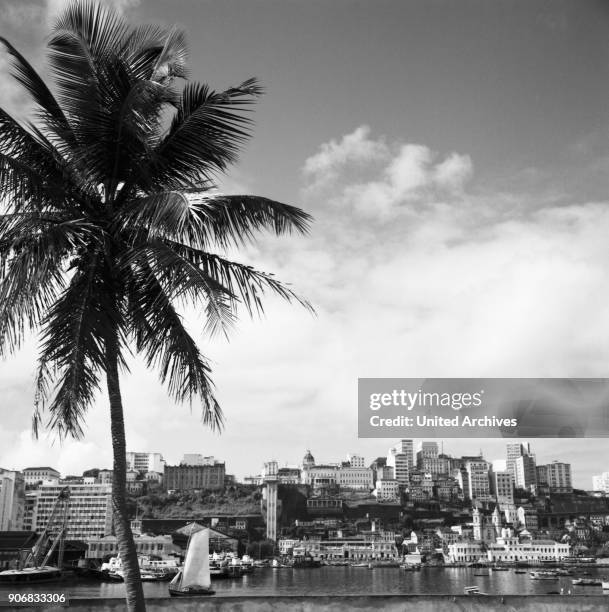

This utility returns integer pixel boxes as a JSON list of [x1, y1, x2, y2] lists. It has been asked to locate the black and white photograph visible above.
[[1, 1, 609, 610]]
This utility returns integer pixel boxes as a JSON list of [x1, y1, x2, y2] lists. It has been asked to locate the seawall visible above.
[[21, 595, 609, 612]]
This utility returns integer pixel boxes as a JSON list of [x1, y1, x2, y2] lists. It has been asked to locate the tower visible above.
[[473, 507, 482, 541], [263, 461, 278, 541]]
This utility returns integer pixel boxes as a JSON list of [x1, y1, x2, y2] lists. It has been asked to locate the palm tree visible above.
[[0, 2, 311, 610]]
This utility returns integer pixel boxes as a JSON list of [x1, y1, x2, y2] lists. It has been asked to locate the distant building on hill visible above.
[[164, 462, 225, 491]]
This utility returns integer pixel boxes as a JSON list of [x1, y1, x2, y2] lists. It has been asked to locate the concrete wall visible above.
[[24, 595, 609, 612]]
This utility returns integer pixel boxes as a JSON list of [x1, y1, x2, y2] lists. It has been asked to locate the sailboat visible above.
[[168, 528, 215, 597]]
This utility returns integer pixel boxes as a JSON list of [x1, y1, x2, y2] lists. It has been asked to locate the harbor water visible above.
[[1, 566, 609, 599]]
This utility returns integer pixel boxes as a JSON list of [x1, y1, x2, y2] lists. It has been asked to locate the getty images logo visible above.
[[369, 388, 485, 411]]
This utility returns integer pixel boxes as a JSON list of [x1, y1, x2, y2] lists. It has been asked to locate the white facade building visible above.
[[486, 530, 570, 563], [22, 467, 60, 487], [374, 478, 400, 501], [25, 483, 112, 540], [0, 469, 25, 530], [126, 452, 165, 474]]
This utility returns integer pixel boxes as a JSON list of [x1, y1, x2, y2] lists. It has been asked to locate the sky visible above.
[[1, 0, 609, 488]]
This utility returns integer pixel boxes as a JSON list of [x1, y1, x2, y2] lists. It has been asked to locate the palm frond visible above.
[[34, 252, 110, 438], [119, 190, 311, 249], [164, 241, 314, 317], [139, 79, 263, 190], [0, 38, 73, 139]]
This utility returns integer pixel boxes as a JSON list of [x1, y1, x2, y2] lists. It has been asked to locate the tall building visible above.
[[126, 452, 165, 474], [416, 442, 449, 476], [491, 471, 514, 506], [25, 483, 112, 540], [536, 461, 572, 494], [264, 461, 278, 541], [592, 471, 609, 493], [392, 440, 414, 471], [0, 469, 25, 530], [164, 461, 225, 491], [506, 443, 532, 481], [515, 454, 537, 491], [464, 458, 491, 501]]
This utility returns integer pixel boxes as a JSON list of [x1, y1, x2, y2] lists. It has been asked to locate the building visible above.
[[0, 470, 25, 531], [25, 483, 112, 540], [97, 470, 113, 485], [347, 454, 365, 468], [22, 467, 60, 487], [387, 440, 413, 484], [464, 458, 491, 501], [277, 467, 301, 484], [486, 529, 570, 563], [446, 541, 486, 563], [264, 461, 278, 541], [126, 452, 165, 474], [279, 531, 398, 561], [387, 450, 409, 485], [515, 454, 537, 491], [86, 534, 175, 560], [180, 454, 218, 466], [164, 462, 225, 491], [593, 471, 609, 493], [537, 462, 572, 494], [374, 478, 400, 501], [506, 443, 530, 477], [337, 464, 373, 490], [491, 471, 514, 506]]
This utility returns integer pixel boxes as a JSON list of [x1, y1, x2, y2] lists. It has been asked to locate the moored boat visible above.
[[530, 570, 559, 581], [572, 578, 602, 586]]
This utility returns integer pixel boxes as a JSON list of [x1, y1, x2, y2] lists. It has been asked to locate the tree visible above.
[[0, 2, 311, 610]]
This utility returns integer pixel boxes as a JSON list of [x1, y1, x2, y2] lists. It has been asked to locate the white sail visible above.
[[181, 529, 211, 589]]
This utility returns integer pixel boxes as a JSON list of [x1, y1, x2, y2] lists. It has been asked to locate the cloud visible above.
[[304, 126, 474, 221], [302, 125, 389, 188]]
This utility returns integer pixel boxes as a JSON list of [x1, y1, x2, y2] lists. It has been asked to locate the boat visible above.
[[530, 570, 559, 581], [168, 529, 215, 597], [602, 581, 609, 589], [572, 578, 602, 586], [491, 566, 509, 571], [464, 586, 488, 596]]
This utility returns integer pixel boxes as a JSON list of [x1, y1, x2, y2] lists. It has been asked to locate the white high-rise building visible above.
[[126, 452, 165, 473], [537, 461, 572, 493], [25, 483, 112, 540], [0, 469, 25, 530], [506, 443, 532, 481], [515, 454, 537, 491]]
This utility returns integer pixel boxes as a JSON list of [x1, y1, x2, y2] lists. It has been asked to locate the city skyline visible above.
[[1, 438, 603, 492], [2, 1, 609, 493]]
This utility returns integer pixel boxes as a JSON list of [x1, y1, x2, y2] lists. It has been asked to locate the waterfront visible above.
[[1, 566, 609, 599]]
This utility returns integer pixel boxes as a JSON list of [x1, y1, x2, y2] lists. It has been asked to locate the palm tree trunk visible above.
[[106, 330, 146, 612]]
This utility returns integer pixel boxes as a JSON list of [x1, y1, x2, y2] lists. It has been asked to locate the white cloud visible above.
[[303, 125, 389, 186], [305, 126, 475, 221]]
